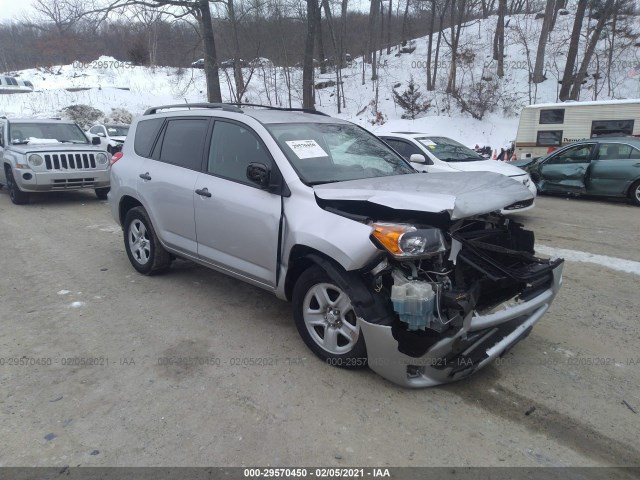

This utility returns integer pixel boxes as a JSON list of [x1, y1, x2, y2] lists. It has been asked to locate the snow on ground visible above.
[[1, 9, 639, 148]]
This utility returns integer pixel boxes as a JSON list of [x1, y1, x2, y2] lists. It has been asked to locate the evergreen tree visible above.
[[392, 77, 430, 120]]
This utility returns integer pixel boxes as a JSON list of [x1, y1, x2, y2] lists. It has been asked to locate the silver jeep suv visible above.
[[109, 103, 564, 387], [0, 118, 110, 204]]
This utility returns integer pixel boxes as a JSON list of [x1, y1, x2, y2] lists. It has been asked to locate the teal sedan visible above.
[[521, 137, 640, 206]]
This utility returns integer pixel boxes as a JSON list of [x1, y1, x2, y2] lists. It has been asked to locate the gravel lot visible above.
[[0, 189, 638, 468]]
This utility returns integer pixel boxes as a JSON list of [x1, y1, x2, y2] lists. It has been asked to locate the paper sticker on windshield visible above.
[[418, 139, 437, 147], [285, 139, 328, 159]]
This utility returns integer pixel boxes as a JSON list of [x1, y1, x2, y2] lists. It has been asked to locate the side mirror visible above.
[[91, 136, 101, 145], [409, 153, 426, 164], [247, 162, 270, 188]]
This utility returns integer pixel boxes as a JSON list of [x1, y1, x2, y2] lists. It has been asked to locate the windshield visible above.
[[416, 136, 484, 162], [107, 125, 129, 136], [10, 122, 89, 145], [267, 123, 415, 185]]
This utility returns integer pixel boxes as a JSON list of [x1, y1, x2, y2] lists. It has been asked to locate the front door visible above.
[[539, 143, 595, 193], [194, 120, 281, 289]]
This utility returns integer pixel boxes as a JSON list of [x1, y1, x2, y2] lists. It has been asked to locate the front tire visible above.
[[5, 167, 30, 205], [123, 207, 171, 275], [293, 266, 367, 368], [629, 180, 640, 206], [95, 187, 110, 200]]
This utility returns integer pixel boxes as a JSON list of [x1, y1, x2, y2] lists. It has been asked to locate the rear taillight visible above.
[[111, 152, 123, 165]]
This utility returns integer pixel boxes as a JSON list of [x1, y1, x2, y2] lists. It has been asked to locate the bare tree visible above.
[[493, 0, 506, 77], [444, 0, 468, 93], [126, 3, 169, 66], [532, 0, 554, 83], [29, 0, 106, 36], [558, 0, 587, 100], [303, 0, 317, 109], [569, 0, 616, 100]]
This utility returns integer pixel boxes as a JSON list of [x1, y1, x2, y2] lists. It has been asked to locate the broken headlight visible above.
[[371, 223, 446, 259]]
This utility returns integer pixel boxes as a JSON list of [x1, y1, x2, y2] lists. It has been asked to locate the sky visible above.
[[0, 0, 35, 22]]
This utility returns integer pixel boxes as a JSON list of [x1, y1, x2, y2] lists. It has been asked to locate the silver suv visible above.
[[108, 103, 564, 387], [0, 118, 110, 204]]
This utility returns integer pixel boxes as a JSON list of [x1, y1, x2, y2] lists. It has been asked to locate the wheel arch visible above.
[[284, 244, 393, 326], [118, 195, 144, 226], [624, 176, 640, 196]]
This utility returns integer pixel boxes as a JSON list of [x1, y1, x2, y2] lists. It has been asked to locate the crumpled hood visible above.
[[314, 171, 533, 220], [446, 160, 527, 176]]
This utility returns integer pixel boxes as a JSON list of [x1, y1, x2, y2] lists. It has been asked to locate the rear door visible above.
[[538, 143, 596, 193], [588, 142, 640, 196], [137, 117, 210, 256], [194, 120, 282, 289]]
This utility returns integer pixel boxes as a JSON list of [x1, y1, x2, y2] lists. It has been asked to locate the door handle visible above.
[[139, 172, 151, 181], [634, 163, 640, 167], [195, 187, 212, 198]]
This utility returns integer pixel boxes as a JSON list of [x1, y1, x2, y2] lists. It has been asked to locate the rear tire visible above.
[[5, 167, 30, 205], [123, 206, 171, 275], [293, 265, 367, 369], [95, 187, 110, 200], [629, 180, 640, 206]]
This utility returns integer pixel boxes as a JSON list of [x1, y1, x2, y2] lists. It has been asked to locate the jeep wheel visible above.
[[293, 266, 367, 368], [5, 167, 30, 205], [123, 207, 171, 275], [629, 180, 640, 206], [95, 187, 110, 200]]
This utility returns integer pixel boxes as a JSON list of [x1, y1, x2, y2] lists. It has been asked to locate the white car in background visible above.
[[86, 123, 129, 153], [379, 132, 537, 213]]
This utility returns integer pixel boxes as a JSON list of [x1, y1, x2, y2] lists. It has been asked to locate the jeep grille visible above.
[[44, 153, 97, 170]]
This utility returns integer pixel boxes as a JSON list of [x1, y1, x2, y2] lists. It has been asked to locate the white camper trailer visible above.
[[514, 99, 640, 159]]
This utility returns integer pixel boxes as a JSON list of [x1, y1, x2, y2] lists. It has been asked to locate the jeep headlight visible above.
[[28, 154, 43, 167], [96, 153, 108, 165], [371, 223, 447, 259]]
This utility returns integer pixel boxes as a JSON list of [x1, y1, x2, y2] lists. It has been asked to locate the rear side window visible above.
[[159, 118, 209, 171], [134, 118, 164, 158], [595, 143, 635, 160]]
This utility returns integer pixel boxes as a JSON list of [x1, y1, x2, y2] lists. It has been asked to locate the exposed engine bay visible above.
[[319, 198, 563, 359]]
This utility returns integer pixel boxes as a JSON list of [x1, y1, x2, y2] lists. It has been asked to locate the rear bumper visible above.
[[15, 169, 110, 191], [360, 261, 563, 387]]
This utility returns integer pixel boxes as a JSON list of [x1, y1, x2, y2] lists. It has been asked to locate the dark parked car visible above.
[[190, 59, 205, 69], [520, 137, 640, 206]]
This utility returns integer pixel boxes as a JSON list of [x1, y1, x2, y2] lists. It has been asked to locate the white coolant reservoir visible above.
[[390, 281, 436, 331]]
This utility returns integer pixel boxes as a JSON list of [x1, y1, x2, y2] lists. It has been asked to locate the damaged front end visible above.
[[324, 201, 563, 387]]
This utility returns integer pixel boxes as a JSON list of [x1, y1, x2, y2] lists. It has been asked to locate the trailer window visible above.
[[539, 109, 565, 124], [591, 119, 634, 138], [536, 130, 562, 146]]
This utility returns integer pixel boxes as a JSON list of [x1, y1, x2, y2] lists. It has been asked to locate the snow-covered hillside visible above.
[[1, 9, 638, 148]]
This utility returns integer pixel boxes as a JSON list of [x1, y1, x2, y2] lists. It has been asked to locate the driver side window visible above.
[[384, 139, 416, 160], [208, 121, 272, 185], [548, 144, 594, 165]]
